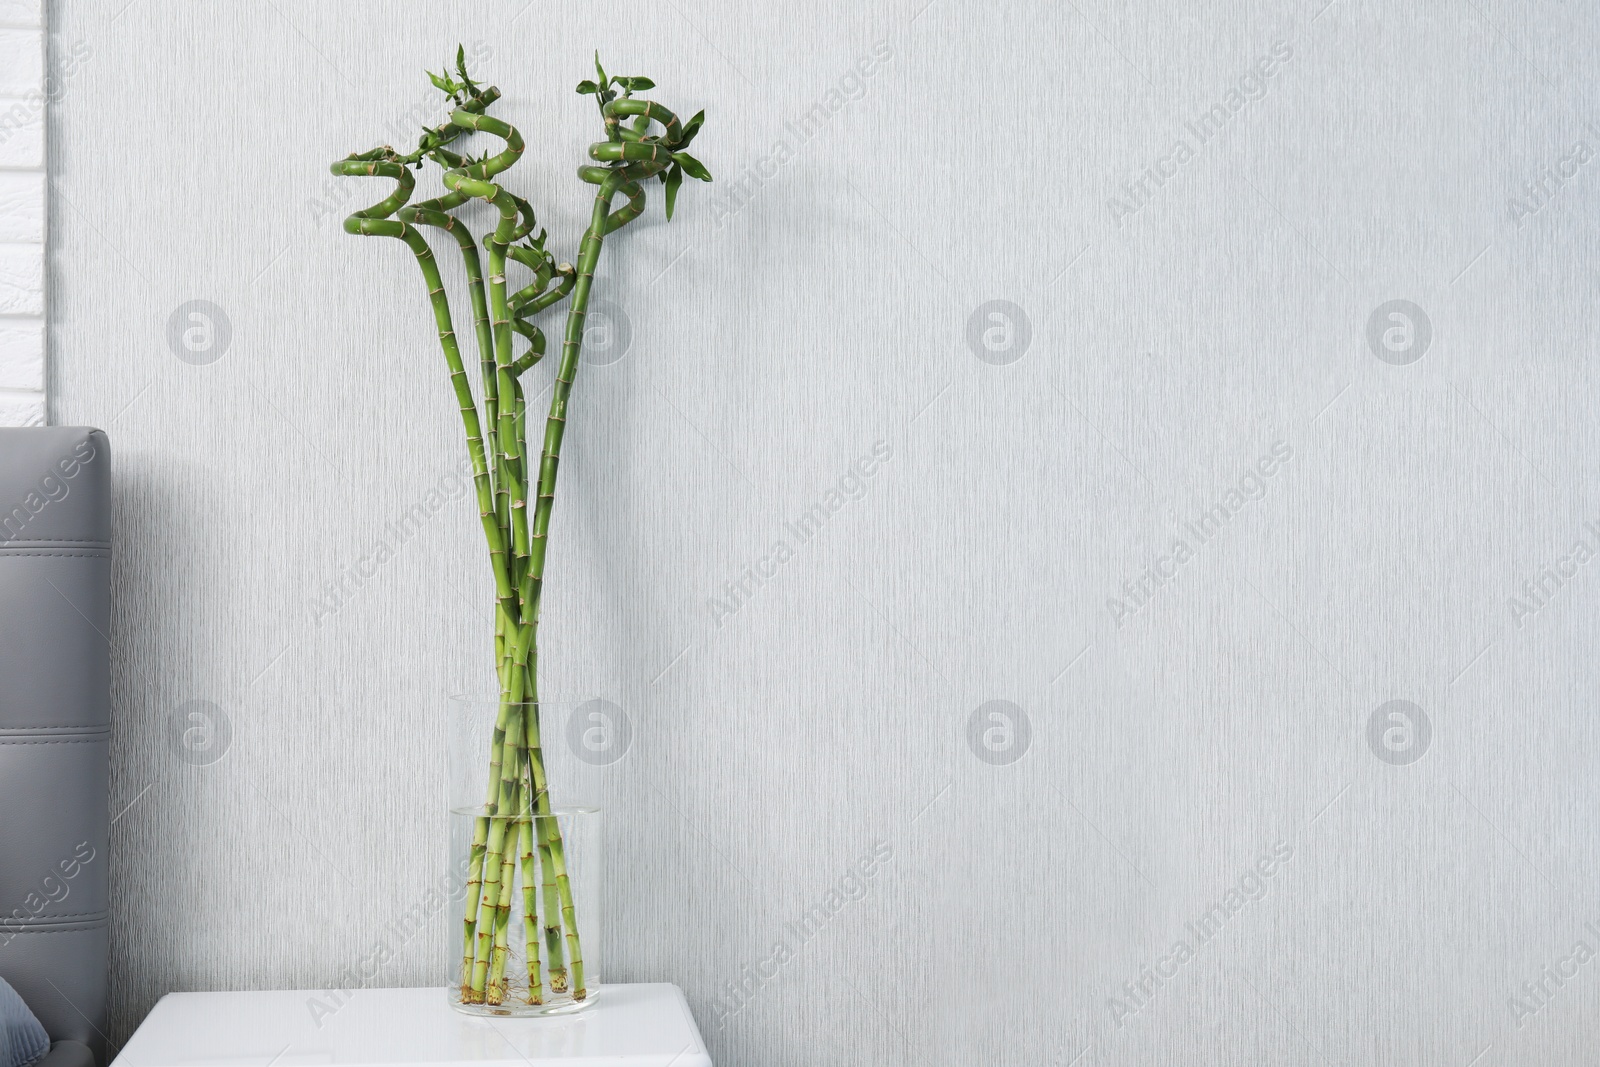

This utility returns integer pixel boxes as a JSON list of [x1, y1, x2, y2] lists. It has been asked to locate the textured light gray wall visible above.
[[45, 0, 1600, 1063]]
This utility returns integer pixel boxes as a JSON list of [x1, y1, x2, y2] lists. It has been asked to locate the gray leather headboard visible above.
[[0, 427, 110, 1066]]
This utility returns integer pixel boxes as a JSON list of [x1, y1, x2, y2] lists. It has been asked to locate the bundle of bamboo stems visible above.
[[330, 49, 710, 1006]]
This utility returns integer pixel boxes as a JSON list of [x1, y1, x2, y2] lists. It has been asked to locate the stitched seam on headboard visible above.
[[1, 912, 108, 922], [0, 739, 109, 745], [0, 538, 110, 544], [0, 726, 111, 735], [0, 727, 109, 736], [0, 552, 110, 558]]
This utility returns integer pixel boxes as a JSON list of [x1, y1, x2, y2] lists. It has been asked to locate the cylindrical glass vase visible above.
[[446, 695, 601, 1016]]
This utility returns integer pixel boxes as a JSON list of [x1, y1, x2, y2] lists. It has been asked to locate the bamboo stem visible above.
[[518, 813, 543, 1003], [333, 52, 712, 1011], [487, 777, 521, 1004]]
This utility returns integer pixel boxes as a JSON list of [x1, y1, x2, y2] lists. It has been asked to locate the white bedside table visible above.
[[111, 984, 712, 1067]]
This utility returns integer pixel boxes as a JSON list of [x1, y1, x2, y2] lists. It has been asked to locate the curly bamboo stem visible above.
[[333, 51, 711, 1011]]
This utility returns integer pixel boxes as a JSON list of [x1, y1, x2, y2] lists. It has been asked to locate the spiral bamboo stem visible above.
[[332, 47, 710, 1010]]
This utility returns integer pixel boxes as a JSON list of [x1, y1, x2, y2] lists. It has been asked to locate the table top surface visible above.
[[110, 984, 710, 1067]]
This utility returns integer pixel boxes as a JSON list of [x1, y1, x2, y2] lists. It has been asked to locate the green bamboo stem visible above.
[[518, 813, 543, 1003], [334, 53, 711, 1011], [548, 820, 584, 996], [333, 195, 519, 632], [458, 699, 505, 998], [398, 204, 498, 486], [459, 684, 518, 1002], [538, 815, 567, 992], [512, 173, 629, 1001], [489, 643, 553, 1004], [331, 157, 527, 1000], [442, 110, 532, 609], [469, 686, 527, 1002], [435, 106, 525, 561], [488, 683, 536, 1004], [518, 677, 567, 992], [607, 98, 683, 142], [525, 737, 584, 995], [461, 828, 488, 994], [441, 108, 590, 1003], [470, 701, 523, 997], [511, 87, 701, 1002], [487, 776, 522, 1004], [490, 845, 518, 1004]]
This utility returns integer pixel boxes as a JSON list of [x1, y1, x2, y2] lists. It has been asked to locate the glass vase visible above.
[[446, 695, 601, 1016]]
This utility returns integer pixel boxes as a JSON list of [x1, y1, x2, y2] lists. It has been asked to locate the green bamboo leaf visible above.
[[594, 51, 608, 86], [455, 44, 478, 91], [676, 109, 705, 148], [672, 151, 712, 181], [663, 162, 684, 220], [428, 70, 454, 94], [616, 76, 655, 91], [576, 79, 600, 94]]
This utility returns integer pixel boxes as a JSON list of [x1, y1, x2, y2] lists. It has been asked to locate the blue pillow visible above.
[[0, 978, 48, 1067]]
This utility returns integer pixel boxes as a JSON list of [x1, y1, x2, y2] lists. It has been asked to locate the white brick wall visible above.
[[0, 0, 44, 426]]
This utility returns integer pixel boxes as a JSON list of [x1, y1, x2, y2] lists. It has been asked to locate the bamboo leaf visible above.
[[677, 109, 705, 148], [455, 44, 478, 92], [594, 51, 608, 86], [663, 163, 684, 220], [672, 151, 712, 181], [576, 79, 600, 94], [616, 76, 655, 91], [428, 70, 454, 94]]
